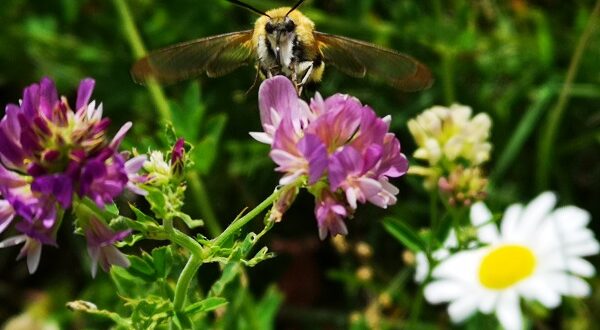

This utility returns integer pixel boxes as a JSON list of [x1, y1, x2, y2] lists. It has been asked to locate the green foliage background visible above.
[[0, 0, 598, 328]]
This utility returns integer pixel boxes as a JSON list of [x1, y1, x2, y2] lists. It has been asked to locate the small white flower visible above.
[[424, 192, 599, 330], [407, 104, 492, 167], [143, 151, 171, 185]]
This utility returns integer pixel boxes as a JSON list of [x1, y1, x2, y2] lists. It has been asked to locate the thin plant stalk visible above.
[[112, 0, 172, 124], [537, 0, 600, 189]]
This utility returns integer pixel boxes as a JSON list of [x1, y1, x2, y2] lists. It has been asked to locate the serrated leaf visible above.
[[105, 203, 120, 215], [243, 246, 275, 267], [152, 246, 173, 278], [109, 216, 151, 233], [383, 217, 427, 252], [110, 267, 138, 297], [130, 204, 159, 225], [127, 255, 156, 281], [66, 300, 131, 327], [145, 188, 168, 220], [184, 297, 228, 315], [175, 211, 204, 229]]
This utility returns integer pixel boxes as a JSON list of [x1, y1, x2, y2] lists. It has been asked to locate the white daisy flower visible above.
[[414, 231, 457, 283], [424, 192, 599, 330]]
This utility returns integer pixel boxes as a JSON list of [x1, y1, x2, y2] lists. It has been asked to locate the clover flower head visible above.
[[252, 76, 408, 239], [423, 192, 599, 330], [143, 138, 186, 186], [408, 104, 492, 195], [0, 77, 145, 273], [438, 166, 488, 206], [408, 104, 492, 167]]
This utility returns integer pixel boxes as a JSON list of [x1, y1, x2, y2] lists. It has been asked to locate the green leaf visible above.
[[255, 286, 283, 330], [130, 204, 159, 225], [66, 300, 131, 328], [383, 217, 427, 252], [491, 83, 554, 183], [209, 262, 242, 297], [193, 114, 227, 174], [243, 246, 275, 267], [105, 203, 120, 216], [152, 246, 173, 278], [110, 267, 139, 297], [172, 311, 192, 330], [171, 82, 205, 141], [127, 255, 156, 281], [145, 187, 169, 220], [184, 297, 228, 315], [174, 211, 204, 229]]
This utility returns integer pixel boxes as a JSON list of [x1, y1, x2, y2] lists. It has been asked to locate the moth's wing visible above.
[[131, 30, 254, 84], [315, 32, 433, 91]]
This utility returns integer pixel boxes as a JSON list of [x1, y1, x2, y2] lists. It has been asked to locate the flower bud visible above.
[[170, 138, 185, 177]]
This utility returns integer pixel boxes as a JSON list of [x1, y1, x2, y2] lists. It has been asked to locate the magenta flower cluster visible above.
[[251, 77, 408, 239], [0, 77, 145, 274]]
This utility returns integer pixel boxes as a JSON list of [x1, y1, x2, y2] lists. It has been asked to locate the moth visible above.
[[131, 0, 433, 93]]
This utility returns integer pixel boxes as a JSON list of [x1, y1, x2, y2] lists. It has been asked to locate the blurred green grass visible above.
[[0, 0, 598, 328]]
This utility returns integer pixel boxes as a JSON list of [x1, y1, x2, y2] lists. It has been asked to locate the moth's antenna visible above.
[[227, 0, 271, 18], [286, 0, 306, 16]]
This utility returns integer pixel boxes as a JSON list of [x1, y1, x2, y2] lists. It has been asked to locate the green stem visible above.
[[212, 188, 282, 247], [441, 51, 456, 105], [163, 217, 205, 313], [188, 171, 222, 238], [537, 0, 600, 189], [112, 0, 172, 124], [427, 188, 439, 253], [173, 253, 203, 312], [163, 218, 204, 256], [166, 186, 281, 312], [410, 286, 425, 325]]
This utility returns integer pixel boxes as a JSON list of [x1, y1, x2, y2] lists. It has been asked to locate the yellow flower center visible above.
[[478, 244, 536, 290]]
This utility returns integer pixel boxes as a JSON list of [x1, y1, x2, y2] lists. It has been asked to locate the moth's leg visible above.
[[245, 64, 262, 95], [295, 61, 314, 95], [298, 61, 314, 86]]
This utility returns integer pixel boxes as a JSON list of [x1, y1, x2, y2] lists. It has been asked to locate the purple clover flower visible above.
[[252, 76, 409, 239], [0, 77, 145, 273], [84, 217, 131, 278]]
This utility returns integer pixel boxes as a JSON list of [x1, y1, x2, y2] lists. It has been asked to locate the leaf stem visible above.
[[188, 171, 222, 238], [537, 0, 600, 189], [112, 0, 172, 124], [212, 188, 282, 247]]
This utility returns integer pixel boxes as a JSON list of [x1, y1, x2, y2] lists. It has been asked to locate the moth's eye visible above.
[[265, 22, 275, 33], [285, 20, 296, 32]]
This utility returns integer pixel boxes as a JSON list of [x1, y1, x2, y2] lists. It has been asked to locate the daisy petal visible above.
[[424, 280, 466, 303], [471, 202, 500, 244], [549, 273, 592, 297], [517, 192, 556, 237], [470, 202, 492, 225], [432, 250, 480, 282], [447, 294, 479, 323], [495, 290, 522, 330], [500, 204, 522, 238], [520, 276, 561, 308], [478, 292, 498, 313], [566, 258, 596, 277], [552, 206, 590, 229]]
